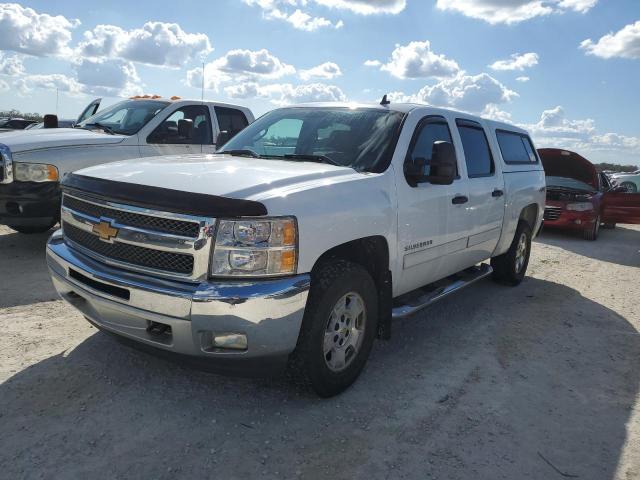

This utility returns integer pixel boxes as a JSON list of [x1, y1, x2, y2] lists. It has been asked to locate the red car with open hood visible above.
[[539, 148, 640, 240]]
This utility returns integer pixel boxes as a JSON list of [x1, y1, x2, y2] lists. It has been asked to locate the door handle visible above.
[[492, 189, 504, 197], [452, 195, 468, 205]]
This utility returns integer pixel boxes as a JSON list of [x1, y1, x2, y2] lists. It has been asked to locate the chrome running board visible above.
[[391, 264, 493, 319]]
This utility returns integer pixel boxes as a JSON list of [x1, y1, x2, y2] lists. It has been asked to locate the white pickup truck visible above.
[[0, 97, 253, 233], [46, 101, 545, 396]]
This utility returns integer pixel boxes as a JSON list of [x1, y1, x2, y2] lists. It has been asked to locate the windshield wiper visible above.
[[83, 122, 116, 135], [283, 154, 342, 167], [221, 149, 261, 158]]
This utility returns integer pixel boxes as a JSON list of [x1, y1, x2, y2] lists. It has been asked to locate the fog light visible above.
[[213, 333, 247, 351]]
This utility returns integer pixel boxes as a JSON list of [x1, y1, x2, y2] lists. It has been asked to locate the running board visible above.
[[391, 264, 493, 319]]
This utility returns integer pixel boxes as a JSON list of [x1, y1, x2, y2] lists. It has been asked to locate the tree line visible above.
[[0, 109, 43, 121]]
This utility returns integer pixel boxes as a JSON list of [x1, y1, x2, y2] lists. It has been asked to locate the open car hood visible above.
[[538, 148, 598, 190]]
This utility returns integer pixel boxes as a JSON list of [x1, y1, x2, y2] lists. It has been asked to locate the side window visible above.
[[496, 130, 538, 164], [147, 105, 212, 145], [456, 119, 494, 178], [405, 116, 455, 183], [215, 107, 249, 141]]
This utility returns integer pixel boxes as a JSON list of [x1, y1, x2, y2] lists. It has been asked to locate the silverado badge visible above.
[[92, 220, 119, 242]]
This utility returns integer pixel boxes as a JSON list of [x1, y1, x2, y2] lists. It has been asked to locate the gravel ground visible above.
[[0, 224, 639, 480]]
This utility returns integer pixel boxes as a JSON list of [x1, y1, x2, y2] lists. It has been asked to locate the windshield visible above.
[[77, 99, 169, 135], [546, 175, 597, 193], [218, 107, 406, 172]]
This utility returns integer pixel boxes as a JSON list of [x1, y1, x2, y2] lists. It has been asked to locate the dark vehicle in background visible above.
[[25, 119, 76, 130], [0, 118, 38, 132], [539, 148, 640, 240]]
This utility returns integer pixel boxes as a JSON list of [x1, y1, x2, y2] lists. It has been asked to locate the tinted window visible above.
[[457, 120, 494, 177], [78, 99, 168, 135], [148, 105, 212, 145], [497, 131, 538, 164], [215, 107, 249, 141], [407, 117, 455, 178], [219, 107, 405, 173]]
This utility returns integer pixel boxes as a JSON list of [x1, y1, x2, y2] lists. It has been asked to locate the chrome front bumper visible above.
[[46, 231, 310, 370]]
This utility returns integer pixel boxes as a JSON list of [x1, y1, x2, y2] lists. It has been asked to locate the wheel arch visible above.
[[312, 236, 393, 339]]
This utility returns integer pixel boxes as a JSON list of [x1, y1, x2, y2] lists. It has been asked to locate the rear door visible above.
[[454, 119, 505, 264], [209, 106, 250, 153], [602, 173, 640, 224], [396, 115, 470, 294]]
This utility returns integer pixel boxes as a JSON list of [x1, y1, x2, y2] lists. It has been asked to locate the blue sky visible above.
[[0, 0, 638, 164]]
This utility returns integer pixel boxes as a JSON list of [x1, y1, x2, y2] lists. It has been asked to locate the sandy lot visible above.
[[0, 224, 639, 479]]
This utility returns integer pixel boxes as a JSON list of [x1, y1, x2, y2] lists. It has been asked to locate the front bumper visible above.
[[46, 231, 311, 375], [0, 181, 60, 226], [543, 208, 598, 231]]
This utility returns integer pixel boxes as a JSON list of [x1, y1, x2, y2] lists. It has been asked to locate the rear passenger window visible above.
[[496, 130, 538, 164], [456, 119, 494, 177], [215, 107, 249, 141], [406, 116, 455, 180]]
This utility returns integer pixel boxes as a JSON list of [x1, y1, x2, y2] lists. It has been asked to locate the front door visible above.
[[602, 190, 640, 224], [454, 119, 505, 265], [141, 105, 214, 157], [396, 115, 470, 296]]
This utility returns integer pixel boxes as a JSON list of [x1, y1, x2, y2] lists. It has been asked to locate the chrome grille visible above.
[[64, 223, 194, 275], [60, 192, 215, 282], [63, 194, 200, 238], [544, 206, 563, 221]]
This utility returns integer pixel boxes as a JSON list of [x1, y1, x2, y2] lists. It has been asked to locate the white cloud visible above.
[[377, 40, 460, 79], [187, 48, 295, 91], [0, 3, 80, 57], [299, 62, 342, 80], [0, 53, 24, 76], [314, 0, 406, 14], [435, 0, 597, 25], [15, 74, 83, 96], [413, 72, 517, 113], [581, 21, 640, 59], [77, 21, 212, 67], [75, 58, 141, 97], [0, 79, 9, 92], [225, 80, 346, 105], [243, 0, 340, 31], [482, 104, 513, 122], [364, 59, 382, 67], [516, 76, 530, 82], [490, 52, 539, 71]]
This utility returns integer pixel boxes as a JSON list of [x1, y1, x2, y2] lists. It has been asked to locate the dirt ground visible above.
[[0, 224, 638, 480]]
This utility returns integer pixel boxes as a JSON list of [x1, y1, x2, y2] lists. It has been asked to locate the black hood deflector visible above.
[[62, 173, 268, 218]]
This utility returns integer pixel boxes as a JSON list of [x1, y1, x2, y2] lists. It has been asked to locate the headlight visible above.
[[211, 217, 297, 277], [566, 202, 594, 212], [13, 162, 59, 182], [0, 144, 13, 184]]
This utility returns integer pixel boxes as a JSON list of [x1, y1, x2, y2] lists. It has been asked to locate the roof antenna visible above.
[[380, 94, 390, 106]]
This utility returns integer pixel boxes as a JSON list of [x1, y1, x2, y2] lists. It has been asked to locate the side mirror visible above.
[[216, 130, 232, 147], [428, 141, 456, 185], [43, 114, 58, 129], [177, 119, 194, 139]]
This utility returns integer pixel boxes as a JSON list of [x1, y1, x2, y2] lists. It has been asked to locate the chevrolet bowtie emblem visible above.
[[92, 220, 119, 242]]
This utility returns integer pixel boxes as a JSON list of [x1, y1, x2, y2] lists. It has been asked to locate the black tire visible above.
[[8, 222, 57, 234], [288, 260, 378, 397], [583, 216, 600, 241], [491, 221, 532, 286], [621, 182, 637, 193]]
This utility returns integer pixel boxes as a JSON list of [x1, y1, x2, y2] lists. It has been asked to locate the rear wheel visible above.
[[583, 215, 600, 241], [621, 182, 637, 193], [491, 221, 532, 286], [288, 260, 378, 397], [8, 221, 57, 234]]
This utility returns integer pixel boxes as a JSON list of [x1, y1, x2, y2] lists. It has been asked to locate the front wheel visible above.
[[583, 216, 600, 241], [288, 260, 378, 397], [491, 221, 532, 286]]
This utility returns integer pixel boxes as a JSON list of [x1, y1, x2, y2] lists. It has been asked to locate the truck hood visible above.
[[538, 148, 598, 189], [0, 128, 125, 153], [74, 154, 364, 201]]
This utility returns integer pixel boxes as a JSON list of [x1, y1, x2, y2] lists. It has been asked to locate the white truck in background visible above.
[[0, 97, 254, 233], [46, 100, 545, 397]]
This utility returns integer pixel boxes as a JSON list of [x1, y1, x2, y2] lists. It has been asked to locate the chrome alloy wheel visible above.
[[323, 292, 367, 372], [514, 232, 528, 274]]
